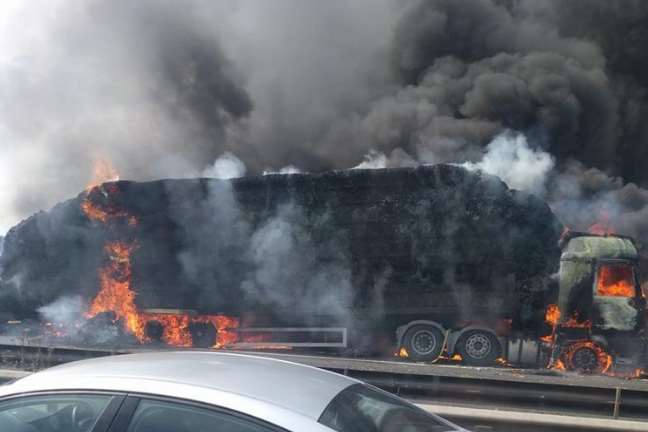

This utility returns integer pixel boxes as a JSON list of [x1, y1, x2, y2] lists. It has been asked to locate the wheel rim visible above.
[[571, 347, 599, 372], [411, 329, 438, 355], [465, 333, 492, 359]]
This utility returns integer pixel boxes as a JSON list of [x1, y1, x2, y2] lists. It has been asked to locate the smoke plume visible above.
[[164, 177, 355, 325], [241, 204, 354, 321], [202, 152, 247, 179], [462, 132, 555, 195], [463, 132, 648, 245], [2, 0, 648, 247]]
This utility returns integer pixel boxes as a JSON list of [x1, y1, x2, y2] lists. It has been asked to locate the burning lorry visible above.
[[541, 233, 647, 373], [0, 164, 645, 374]]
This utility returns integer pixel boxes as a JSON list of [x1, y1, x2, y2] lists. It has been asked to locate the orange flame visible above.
[[81, 182, 137, 226], [588, 223, 611, 235], [588, 210, 615, 235], [563, 314, 592, 329], [86, 159, 119, 191], [553, 358, 566, 370], [541, 303, 561, 344], [545, 304, 591, 329], [545, 304, 561, 327], [81, 199, 136, 225], [562, 340, 612, 374], [495, 357, 510, 367], [82, 161, 135, 225], [194, 315, 240, 348], [544, 307, 610, 375], [81, 162, 240, 349], [398, 347, 409, 358], [135, 314, 241, 348], [544, 304, 603, 374], [539, 335, 554, 343], [596, 265, 635, 297], [85, 241, 146, 340], [85, 239, 241, 346]]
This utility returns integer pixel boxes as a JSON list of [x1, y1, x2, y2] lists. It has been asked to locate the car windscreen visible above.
[[318, 384, 455, 432]]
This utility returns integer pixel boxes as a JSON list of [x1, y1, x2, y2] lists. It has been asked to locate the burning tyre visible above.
[[562, 341, 612, 374], [457, 330, 501, 366], [402, 325, 444, 361], [145, 320, 164, 343], [189, 322, 217, 348]]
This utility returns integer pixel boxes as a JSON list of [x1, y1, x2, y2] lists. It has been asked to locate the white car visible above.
[[0, 351, 468, 432]]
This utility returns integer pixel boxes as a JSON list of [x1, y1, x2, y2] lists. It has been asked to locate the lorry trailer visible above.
[[0, 165, 645, 373]]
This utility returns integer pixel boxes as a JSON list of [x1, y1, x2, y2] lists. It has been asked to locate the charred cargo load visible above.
[[0, 165, 562, 323], [1, 165, 568, 361]]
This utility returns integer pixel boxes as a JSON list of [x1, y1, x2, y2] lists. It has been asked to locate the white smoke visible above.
[[0, 0, 396, 234], [463, 132, 555, 195], [263, 165, 302, 175], [37, 295, 83, 324], [167, 178, 354, 325], [202, 152, 247, 179], [37, 295, 125, 344], [240, 204, 353, 321], [37, 295, 85, 340], [278, 165, 301, 174], [461, 131, 648, 242], [353, 150, 387, 170]]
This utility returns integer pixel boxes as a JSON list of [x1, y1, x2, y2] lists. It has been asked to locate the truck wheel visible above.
[[457, 330, 501, 366], [569, 346, 600, 373], [562, 342, 612, 374], [402, 325, 444, 362], [188, 322, 217, 348]]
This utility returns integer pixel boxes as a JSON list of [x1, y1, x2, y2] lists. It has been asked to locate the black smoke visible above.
[[365, 0, 648, 244], [3, 0, 648, 242], [0, 0, 253, 231]]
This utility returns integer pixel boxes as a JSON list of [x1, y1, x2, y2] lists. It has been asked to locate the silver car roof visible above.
[[0, 351, 358, 429]]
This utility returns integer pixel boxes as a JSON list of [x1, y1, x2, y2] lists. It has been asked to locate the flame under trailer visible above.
[[0, 165, 646, 373]]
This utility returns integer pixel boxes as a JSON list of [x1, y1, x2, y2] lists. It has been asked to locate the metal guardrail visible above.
[[419, 404, 648, 432], [360, 372, 648, 421], [1, 341, 648, 426]]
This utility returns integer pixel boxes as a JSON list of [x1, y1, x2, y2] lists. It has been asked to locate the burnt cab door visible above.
[[592, 260, 645, 331]]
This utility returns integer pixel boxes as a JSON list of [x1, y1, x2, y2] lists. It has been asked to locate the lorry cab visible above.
[[557, 233, 646, 371]]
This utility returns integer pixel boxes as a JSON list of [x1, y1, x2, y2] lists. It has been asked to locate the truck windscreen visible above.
[[596, 264, 635, 297]]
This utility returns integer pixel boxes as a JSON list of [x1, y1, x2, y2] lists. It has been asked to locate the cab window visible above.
[[596, 264, 636, 297]]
